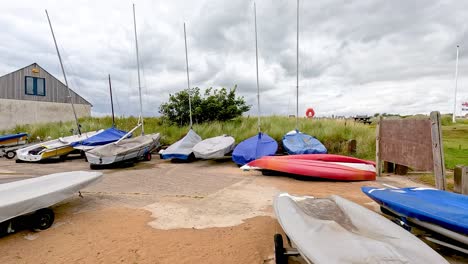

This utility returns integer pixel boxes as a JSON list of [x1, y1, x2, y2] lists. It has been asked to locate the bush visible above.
[[159, 85, 250, 126]]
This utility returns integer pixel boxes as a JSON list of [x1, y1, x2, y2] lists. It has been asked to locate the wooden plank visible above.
[[380, 118, 433, 170], [430, 111, 446, 190], [454, 166, 468, 194], [376, 116, 382, 177]]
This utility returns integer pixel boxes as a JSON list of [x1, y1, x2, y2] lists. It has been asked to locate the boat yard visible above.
[[0, 158, 465, 264]]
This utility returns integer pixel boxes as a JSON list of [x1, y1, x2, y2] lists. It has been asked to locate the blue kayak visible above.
[[71, 127, 129, 149], [232, 132, 278, 165], [362, 187, 468, 235], [282, 130, 327, 155]]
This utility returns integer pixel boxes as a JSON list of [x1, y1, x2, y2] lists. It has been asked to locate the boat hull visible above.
[[16, 131, 100, 162], [0, 133, 28, 148], [86, 133, 160, 165], [232, 132, 278, 165], [274, 193, 448, 264], [161, 129, 201, 160], [0, 171, 102, 223], [193, 135, 235, 159], [248, 156, 375, 181], [282, 130, 327, 155]]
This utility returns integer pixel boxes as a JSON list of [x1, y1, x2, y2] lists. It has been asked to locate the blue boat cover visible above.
[[70, 127, 129, 147], [232, 132, 278, 165], [161, 129, 202, 160], [362, 187, 468, 235], [282, 130, 327, 155], [0, 133, 28, 141]]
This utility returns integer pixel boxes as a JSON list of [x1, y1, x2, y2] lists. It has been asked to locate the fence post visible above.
[[454, 165, 468, 194], [430, 111, 446, 190], [376, 116, 382, 177]]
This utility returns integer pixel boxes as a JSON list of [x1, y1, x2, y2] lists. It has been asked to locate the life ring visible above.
[[306, 108, 315, 118]]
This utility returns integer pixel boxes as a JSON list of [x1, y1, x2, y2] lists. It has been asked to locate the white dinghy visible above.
[[193, 135, 235, 159], [17, 131, 101, 162], [273, 192, 448, 264], [85, 4, 160, 168], [0, 171, 102, 234]]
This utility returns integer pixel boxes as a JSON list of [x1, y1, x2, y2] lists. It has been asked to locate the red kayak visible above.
[[262, 154, 376, 166], [248, 155, 376, 181]]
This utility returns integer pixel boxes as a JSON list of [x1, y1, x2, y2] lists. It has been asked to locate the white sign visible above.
[[462, 101, 468, 112]]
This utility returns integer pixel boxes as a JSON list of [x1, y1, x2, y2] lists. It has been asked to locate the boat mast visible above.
[[184, 23, 193, 129], [108, 74, 115, 127], [295, 0, 299, 131], [45, 10, 81, 135], [254, 3, 261, 134], [453, 45, 459, 123], [133, 4, 144, 135]]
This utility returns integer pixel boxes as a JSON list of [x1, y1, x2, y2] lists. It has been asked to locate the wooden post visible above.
[[454, 165, 468, 194], [430, 111, 446, 190], [376, 116, 382, 177], [347, 139, 357, 154]]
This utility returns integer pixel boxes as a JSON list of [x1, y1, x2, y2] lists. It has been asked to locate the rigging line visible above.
[[296, 0, 299, 130], [254, 2, 261, 134], [45, 9, 81, 135], [133, 3, 144, 135], [184, 22, 193, 128]]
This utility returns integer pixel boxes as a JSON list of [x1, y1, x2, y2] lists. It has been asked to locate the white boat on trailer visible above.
[[86, 4, 160, 169], [0, 171, 102, 235]]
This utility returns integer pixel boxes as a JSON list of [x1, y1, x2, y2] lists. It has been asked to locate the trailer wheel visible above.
[[274, 233, 287, 264], [144, 152, 152, 161], [6, 151, 16, 159], [32, 208, 55, 231]]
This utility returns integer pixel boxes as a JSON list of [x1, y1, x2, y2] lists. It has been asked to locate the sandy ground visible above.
[[0, 156, 466, 263]]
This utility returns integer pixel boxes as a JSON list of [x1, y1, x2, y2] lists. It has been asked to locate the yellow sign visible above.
[[32, 68, 40, 74]]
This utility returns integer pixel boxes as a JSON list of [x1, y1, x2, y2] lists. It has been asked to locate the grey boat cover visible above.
[[161, 129, 201, 160], [193, 135, 235, 159], [274, 193, 448, 264], [87, 133, 160, 157], [0, 171, 102, 223]]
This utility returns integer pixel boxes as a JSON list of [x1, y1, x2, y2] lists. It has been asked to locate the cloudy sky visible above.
[[1, 0, 467, 117]]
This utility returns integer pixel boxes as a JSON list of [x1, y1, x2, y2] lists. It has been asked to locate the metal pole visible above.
[[254, 3, 261, 134], [133, 4, 144, 135], [453, 45, 459, 123], [296, 0, 299, 130], [45, 10, 81, 135], [184, 23, 193, 128], [108, 74, 115, 127]]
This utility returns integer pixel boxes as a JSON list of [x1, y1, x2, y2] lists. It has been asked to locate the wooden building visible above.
[[0, 63, 92, 130]]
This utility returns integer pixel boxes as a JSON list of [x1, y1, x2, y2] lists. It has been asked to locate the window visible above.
[[25, 76, 46, 96]]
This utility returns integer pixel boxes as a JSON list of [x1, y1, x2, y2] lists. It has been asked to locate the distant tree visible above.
[[159, 85, 251, 125]]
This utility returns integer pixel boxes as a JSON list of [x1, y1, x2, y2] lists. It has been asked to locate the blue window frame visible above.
[[25, 76, 46, 96]]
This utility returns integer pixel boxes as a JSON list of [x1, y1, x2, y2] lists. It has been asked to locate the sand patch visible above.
[[144, 179, 279, 229]]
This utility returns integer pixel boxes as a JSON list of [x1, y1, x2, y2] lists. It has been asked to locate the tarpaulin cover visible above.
[[282, 130, 327, 155], [0, 171, 102, 223], [193, 135, 235, 159], [0, 133, 28, 142], [71, 127, 129, 147], [362, 187, 468, 235], [232, 132, 278, 165], [274, 193, 448, 264], [161, 129, 201, 160]]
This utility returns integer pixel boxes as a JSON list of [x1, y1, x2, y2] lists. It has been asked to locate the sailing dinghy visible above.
[[281, 2, 327, 155], [0, 171, 102, 235], [160, 24, 202, 161], [72, 75, 130, 151], [232, 4, 278, 165], [193, 134, 235, 159], [16, 10, 101, 162], [86, 4, 160, 168], [273, 192, 448, 264], [16, 131, 101, 162]]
